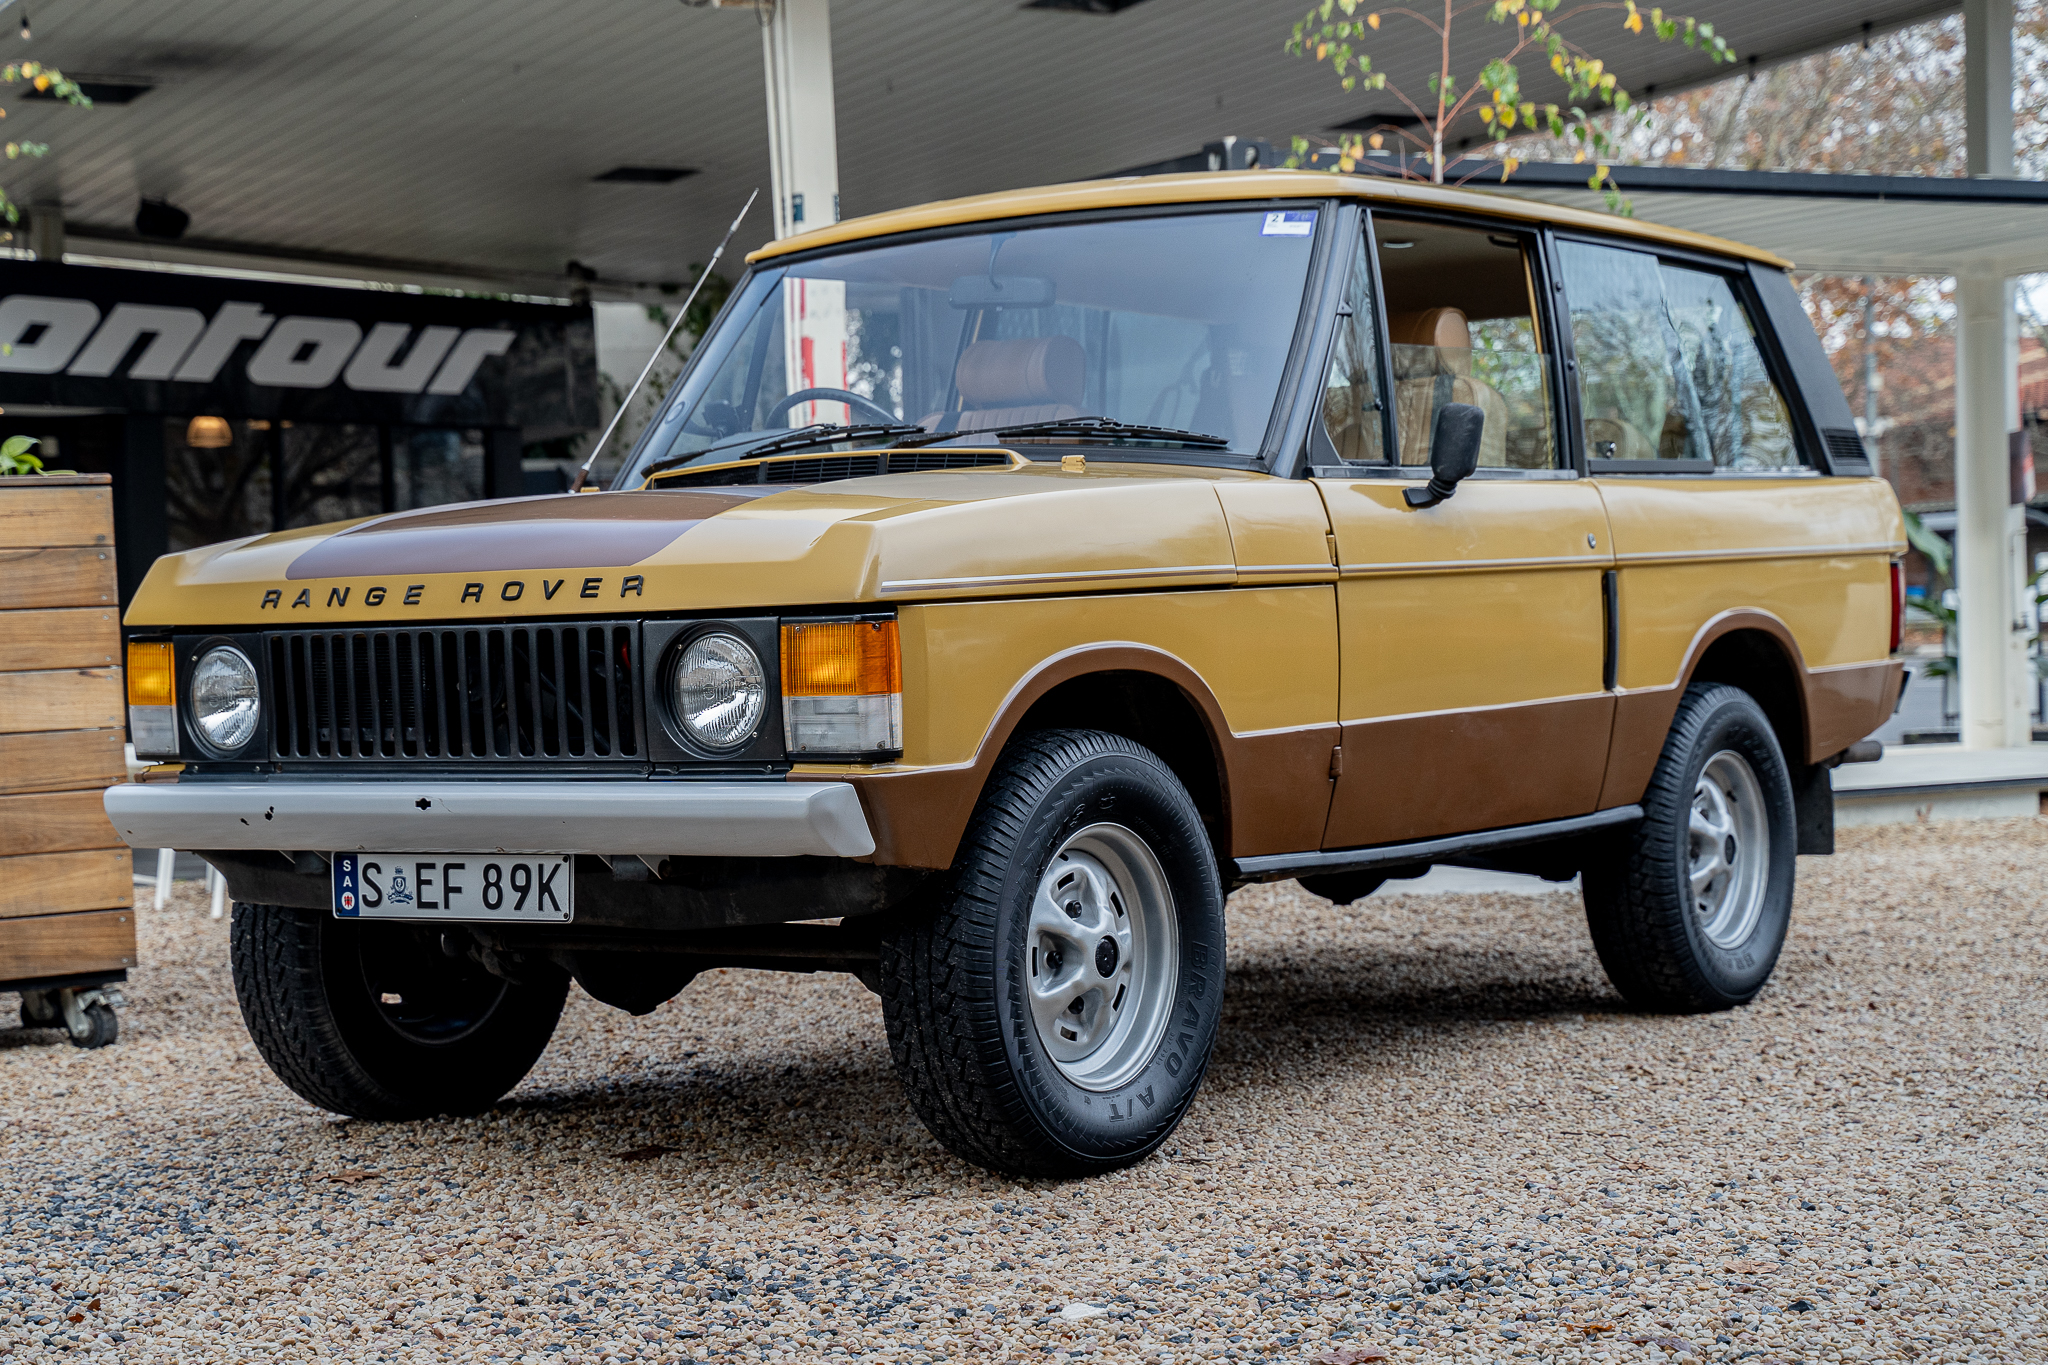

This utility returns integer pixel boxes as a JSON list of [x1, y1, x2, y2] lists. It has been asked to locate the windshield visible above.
[[619, 208, 1323, 484]]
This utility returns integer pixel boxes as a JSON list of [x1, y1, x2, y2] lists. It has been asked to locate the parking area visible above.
[[2, 820, 2043, 1365]]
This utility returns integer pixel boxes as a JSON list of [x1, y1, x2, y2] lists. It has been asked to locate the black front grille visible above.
[[267, 622, 642, 763]]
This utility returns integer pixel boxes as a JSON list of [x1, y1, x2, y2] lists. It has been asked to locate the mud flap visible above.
[[1792, 762, 1834, 855]]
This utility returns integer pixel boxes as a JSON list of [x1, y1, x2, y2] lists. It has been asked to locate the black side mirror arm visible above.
[[1403, 402, 1485, 508]]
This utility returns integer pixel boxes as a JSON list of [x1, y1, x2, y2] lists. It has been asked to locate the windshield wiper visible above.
[[898, 416, 1231, 451], [642, 423, 928, 479]]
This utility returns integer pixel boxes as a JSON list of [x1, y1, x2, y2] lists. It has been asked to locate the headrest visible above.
[[1388, 307, 1472, 351], [954, 336, 1085, 409], [1387, 308, 1473, 379]]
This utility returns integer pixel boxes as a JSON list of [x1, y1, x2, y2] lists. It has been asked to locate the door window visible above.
[[1373, 218, 1560, 469], [1556, 240, 1800, 470]]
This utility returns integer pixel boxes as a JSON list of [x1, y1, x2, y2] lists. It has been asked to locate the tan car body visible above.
[[125, 170, 1905, 879]]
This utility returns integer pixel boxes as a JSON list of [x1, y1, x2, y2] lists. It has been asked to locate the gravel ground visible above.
[[3, 820, 2044, 1365]]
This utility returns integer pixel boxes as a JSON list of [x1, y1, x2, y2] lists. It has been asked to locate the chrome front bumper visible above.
[[103, 780, 876, 859]]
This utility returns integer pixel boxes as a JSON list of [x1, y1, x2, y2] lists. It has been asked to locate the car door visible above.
[[1312, 211, 1616, 849]]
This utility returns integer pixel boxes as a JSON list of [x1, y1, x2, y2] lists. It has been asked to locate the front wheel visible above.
[[880, 730, 1226, 1177], [1583, 682, 1797, 1012], [230, 903, 569, 1119]]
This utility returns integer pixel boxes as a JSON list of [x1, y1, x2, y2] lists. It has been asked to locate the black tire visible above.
[[1583, 682, 1797, 1012], [230, 902, 570, 1119], [66, 1002, 118, 1049], [880, 730, 1226, 1177]]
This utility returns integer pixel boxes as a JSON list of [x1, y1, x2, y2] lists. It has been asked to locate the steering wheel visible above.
[[765, 387, 900, 427]]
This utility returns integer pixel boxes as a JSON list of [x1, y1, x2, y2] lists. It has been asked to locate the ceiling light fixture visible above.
[[185, 416, 232, 449]]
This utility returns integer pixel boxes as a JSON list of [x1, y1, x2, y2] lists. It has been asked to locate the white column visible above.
[[762, 0, 840, 241], [1955, 276, 2029, 747], [1955, 0, 2026, 749]]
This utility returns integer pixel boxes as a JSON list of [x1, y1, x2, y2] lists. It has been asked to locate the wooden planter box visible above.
[[0, 474, 135, 990]]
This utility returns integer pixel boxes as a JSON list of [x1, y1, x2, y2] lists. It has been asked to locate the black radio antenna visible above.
[[571, 187, 759, 492]]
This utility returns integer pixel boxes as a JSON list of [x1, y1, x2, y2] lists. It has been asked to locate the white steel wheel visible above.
[[1687, 750, 1771, 950], [1582, 682, 1797, 1013], [1025, 823, 1180, 1092]]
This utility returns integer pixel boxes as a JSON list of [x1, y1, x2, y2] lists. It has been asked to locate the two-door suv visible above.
[[109, 170, 1904, 1176]]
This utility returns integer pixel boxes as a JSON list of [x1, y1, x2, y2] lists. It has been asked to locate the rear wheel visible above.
[[880, 730, 1226, 1176], [1583, 683, 1796, 1011], [230, 902, 569, 1118]]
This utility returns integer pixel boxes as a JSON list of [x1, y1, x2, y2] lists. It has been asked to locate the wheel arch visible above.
[[1601, 608, 1818, 810], [822, 643, 1246, 870], [1683, 613, 1813, 768]]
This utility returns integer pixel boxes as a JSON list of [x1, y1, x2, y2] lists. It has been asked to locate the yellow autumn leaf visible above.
[[1480, 106, 1496, 123], [1367, 12, 1379, 28], [1625, 10, 1643, 31], [32, 74, 48, 91], [1368, 133, 1385, 149], [1317, 42, 1329, 59], [1338, 156, 1356, 172]]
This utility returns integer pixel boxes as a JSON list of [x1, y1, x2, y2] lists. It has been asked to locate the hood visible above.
[[124, 461, 1335, 627]]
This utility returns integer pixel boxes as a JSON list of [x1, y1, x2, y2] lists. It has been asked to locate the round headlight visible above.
[[191, 645, 261, 752], [670, 632, 766, 750]]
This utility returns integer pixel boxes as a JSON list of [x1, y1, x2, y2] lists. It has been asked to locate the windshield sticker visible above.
[[1261, 211, 1317, 238]]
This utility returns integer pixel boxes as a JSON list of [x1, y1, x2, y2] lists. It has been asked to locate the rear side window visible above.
[[1557, 240, 1800, 471]]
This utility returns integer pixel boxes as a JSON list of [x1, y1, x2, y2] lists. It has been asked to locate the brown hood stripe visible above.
[[284, 489, 764, 579]]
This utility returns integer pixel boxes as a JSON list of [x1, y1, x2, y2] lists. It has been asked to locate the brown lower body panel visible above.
[[1599, 659, 1905, 809], [817, 723, 1338, 871], [0, 908, 136, 983], [1806, 661, 1905, 761], [1323, 694, 1615, 848]]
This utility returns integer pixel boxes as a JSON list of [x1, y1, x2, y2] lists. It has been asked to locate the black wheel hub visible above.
[[351, 924, 509, 1046]]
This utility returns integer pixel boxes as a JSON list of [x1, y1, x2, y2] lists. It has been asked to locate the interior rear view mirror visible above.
[[1404, 403, 1484, 508], [949, 274, 1056, 309]]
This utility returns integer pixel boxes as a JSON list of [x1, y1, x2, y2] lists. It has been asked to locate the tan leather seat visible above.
[[920, 335, 1086, 433], [1387, 307, 1509, 467]]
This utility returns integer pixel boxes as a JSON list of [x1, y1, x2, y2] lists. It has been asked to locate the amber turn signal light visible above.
[[127, 642, 175, 707], [781, 619, 901, 698], [128, 641, 181, 759], [780, 619, 903, 756]]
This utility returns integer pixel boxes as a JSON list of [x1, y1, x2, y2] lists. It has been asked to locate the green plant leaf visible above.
[[1901, 508, 1952, 583]]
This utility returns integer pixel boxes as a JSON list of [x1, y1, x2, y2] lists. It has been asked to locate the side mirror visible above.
[[1403, 403, 1484, 508]]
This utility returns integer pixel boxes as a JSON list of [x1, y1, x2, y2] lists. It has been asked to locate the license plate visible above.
[[331, 854, 574, 923]]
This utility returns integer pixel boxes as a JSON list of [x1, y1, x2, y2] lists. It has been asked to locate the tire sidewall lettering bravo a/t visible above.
[[991, 740, 1227, 1162]]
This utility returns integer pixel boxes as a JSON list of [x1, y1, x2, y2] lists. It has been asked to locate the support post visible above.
[[27, 203, 64, 261], [1954, 277, 2028, 748], [484, 428, 524, 500], [1955, 0, 2025, 749], [113, 416, 167, 609], [762, 0, 840, 240]]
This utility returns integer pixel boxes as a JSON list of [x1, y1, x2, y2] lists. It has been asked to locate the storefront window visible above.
[[164, 418, 271, 554], [393, 429, 484, 511]]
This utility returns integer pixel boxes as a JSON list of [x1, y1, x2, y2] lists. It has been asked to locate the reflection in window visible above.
[[277, 424, 382, 529], [628, 211, 1321, 480], [165, 420, 487, 554], [1319, 231, 1385, 462], [164, 418, 271, 554], [394, 429, 485, 510], [1557, 240, 1799, 470]]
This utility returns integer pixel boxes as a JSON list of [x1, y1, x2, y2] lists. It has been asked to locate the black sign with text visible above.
[[0, 261, 597, 433]]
